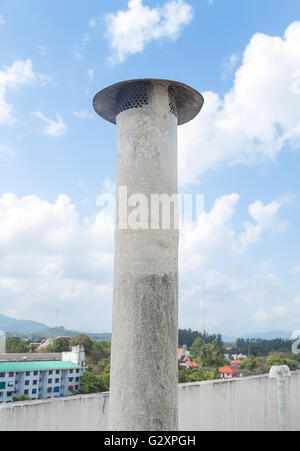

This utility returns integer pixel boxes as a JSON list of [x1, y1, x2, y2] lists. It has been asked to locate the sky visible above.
[[0, 0, 300, 336]]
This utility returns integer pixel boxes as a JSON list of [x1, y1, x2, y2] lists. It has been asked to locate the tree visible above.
[[80, 371, 109, 394], [189, 337, 205, 359], [267, 353, 298, 371], [71, 334, 94, 356], [53, 337, 70, 353], [90, 340, 111, 364], [190, 338, 225, 368], [6, 337, 29, 354]]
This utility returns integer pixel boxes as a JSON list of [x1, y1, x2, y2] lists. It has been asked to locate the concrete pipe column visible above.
[[93, 79, 204, 431]]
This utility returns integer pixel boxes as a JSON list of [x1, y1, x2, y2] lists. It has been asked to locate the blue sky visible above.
[[0, 0, 299, 336]]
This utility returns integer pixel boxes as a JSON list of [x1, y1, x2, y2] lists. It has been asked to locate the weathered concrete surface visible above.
[[179, 373, 300, 431], [109, 81, 179, 431], [1, 374, 300, 431], [93, 79, 204, 431], [93, 78, 204, 125], [0, 393, 109, 432]]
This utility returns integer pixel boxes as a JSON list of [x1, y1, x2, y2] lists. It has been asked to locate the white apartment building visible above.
[[0, 346, 85, 404]]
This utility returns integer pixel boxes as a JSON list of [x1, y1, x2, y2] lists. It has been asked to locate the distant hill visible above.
[[23, 327, 112, 342], [0, 314, 48, 334], [242, 330, 292, 340], [2, 318, 112, 342], [222, 330, 293, 343]]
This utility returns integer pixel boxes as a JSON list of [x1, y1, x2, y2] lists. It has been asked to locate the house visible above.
[[0, 346, 85, 404], [218, 365, 242, 379], [30, 337, 72, 352], [231, 359, 242, 367], [178, 347, 190, 363], [178, 347, 200, 369], [185, 361, 200, 369]]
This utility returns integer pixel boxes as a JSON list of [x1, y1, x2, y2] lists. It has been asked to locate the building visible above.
[[178, 347, 190, 364], [231, 359, 242, 367], [185, 361, 200, 369], [218, 365, 242, 379], [0, 346, 85, 404], [178, 347, 200, 369], [29, 336, 72, 352]]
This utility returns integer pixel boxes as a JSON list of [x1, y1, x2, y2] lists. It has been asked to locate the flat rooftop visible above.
[[0, 353, 62, 363], [0, 361, 79, 372]]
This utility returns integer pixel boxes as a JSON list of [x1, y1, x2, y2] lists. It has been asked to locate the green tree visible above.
[[80, 371, 108, 394], [189, 337, 205, 359], [267, 353, 298, 371], [6, 337, 29, 353], [53, 337, 70, 352], [71, 334, 94, 356], [190, 338, 225, 368]]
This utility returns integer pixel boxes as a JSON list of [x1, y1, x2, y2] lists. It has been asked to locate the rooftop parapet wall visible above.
[[0, 373, 300, 431]]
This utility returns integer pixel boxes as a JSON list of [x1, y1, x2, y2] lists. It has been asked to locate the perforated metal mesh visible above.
[[168, 85, 178, 118], [116, 82, 149, 115]]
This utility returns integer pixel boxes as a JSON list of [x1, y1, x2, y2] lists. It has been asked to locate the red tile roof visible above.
[[186, 361, 200, 368], [219, 365, 240, 374], [231, 360, 242, 365]]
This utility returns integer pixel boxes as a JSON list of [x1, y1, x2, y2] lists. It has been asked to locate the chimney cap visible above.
[[93, 78, 204, 126]]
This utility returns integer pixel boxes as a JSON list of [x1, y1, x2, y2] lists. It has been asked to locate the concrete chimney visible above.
[[93, 79, 204, 431]]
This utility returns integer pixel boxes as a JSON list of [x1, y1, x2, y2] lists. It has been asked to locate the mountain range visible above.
[[0, 314, 293, 342], [0, 314, 48, 334]]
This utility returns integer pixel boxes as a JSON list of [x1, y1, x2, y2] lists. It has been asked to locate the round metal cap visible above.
[[93, 78, 204, 126]]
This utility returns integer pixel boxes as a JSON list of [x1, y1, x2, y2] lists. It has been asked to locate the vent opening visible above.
[[116, 82, 149, 115]]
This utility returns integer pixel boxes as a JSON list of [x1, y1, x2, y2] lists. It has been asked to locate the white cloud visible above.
[[0, 143, 14, 160], [37, 46, 47, 56], [89, 16, 102, 29], [88, 69, 94, 80], [180, 194, 289, 263], [221, 53, 240, 79], [0, 193, 114, 330], [72, 47, 83, 61], [74, 109, 93, 119], [238, 196, 291, 252], [34, 111, 67, 137], [179, 193, 294, 333], [0, 180, 292, 333], [290, 264, 300, 275], [83, 33, 91, 45], [179, 21, 300, 185], [0, 60, 47, 125], [104, 0, 194, 64], [0, 188, 293, 333], [0, 13, 5, 24]]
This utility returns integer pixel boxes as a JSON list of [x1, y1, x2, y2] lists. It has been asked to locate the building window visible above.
[[48, 379, 52, 384], [9, 372, 14, 378], [55, 379, 60, 384], [47, 388, 52, 393], [24, 390, 29, 395], [69, 378, 73, 382], [34, 371, 38, 376], [33, 380, 38, 386], [25, 381, 30, 386], [49, 371, 53, 375], [25, 372, 30, 376], [32, 389, 37, 395], [56, 370, 60, 375], [69, 370, 74, 374], [0, 373, 5, 378]]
